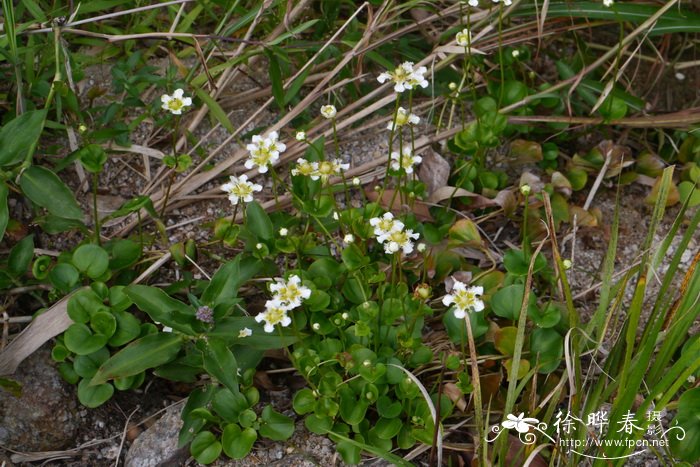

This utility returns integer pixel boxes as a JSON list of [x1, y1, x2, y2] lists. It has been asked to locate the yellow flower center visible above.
[[251, 149, 272, 166], [395, 111, 409, 126], [389, 230, 409, 244], [278, 284, 301, 303], [378, 218, 395, 232], [167, 99, 184, 112], [231, 183, 253, 198], [265, 307, 286, 325], [454, 290, 477, 310], [318, 161, 334, 176]]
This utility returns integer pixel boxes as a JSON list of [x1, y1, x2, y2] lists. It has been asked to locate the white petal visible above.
[[182, 97, 192, 106], [470, 285, 484, 295], [442, 294, 454, 306], [244, 159, 255, 169], [255, 314, 264, 323], [453, 308, 466, 319], [472, 300, 485, 312], [502, 420, 517, 429], [173, 89, 184, 98], [258, 165, 269, 174], [264, 323, 274, 333], [281, 315, 291, 327], [161, 95, 171, 103]]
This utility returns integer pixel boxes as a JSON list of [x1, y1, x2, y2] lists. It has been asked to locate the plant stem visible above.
[[92, 172, 100, 245]]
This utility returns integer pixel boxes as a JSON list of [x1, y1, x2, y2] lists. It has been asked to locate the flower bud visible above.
[[562, 259, 573, 270], [520, 184, 531, 196], [279, 227, 288, 236]]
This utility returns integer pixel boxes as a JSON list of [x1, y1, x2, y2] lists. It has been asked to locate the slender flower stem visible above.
[[92, 172, 100, 245], [160, 116, 181, 218]]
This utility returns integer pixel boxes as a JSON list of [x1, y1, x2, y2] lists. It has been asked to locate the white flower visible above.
[[492, 0, 512, 5], [238, 327, 252, 338], [502, 413, 539, 434], [468, 0, 479, 6], [296, 131, 306, 141], [442, 281, 485, 318], [270, 275, 311, 309], [387, 107, 420, 131], [379, 229, 419, 255], [369, 212, 404, 238], [390, 146, 422, 174], [255, 300, 292, 333], [160, 89, 192, 115], [291, 158, 318, 177], [603, 0, 613, 6], [343, 234, 355, 243], [256, 243, 264, 250], [675, 72, 686, 81], [341, 312, 349, 320], [220, 174, 263, 205], [245, 132, 286, 174], [279, 228, 289, 236], [417, 243, 426, 253], [511, 49, 520, 58], [321, 105, 337, 119], [377, 61, 429, 93], [311, 159, 349, 181], [456, 28, 472, 47], [352, 177, 361, 186], [312, 323, 321, 331]]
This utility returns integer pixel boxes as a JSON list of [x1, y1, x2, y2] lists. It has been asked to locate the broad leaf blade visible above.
[[19, 166, 84, 220], [90, 332, 182, 385]]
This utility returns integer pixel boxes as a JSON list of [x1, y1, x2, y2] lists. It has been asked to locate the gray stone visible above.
[[0, 347, 79, 451], [125, 403, 186, 467]]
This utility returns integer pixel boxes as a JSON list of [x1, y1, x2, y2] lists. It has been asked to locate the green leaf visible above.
[[221, 424, 257, 459], [72, 244, 110, 279], [259, 405, 294, 441], [73, 348, 110, 379], [336, 439, 362, 465], [193, 86, 235, 134], [77, 379, 114, 408], [77, 144, 108, 173], [669, 387, 700, 462], [0, 109, 47, 167], [19, 165, 83, 220], [201, 256, 260, 307], [64, 323, 110, 355], [108, 310, 141, 347], [8, 234, 34, 277], [246, 201, 274, 241], [341, 243, 369, 270], [293, 388, 316, 415], [678, 182, 700, 207], [213, 388, 250, 423], [124, 285, 196, 335], [49, 263, 80, 292], [0, 183, 8, 242], [90, 332, 183, 385], [90, 311, 117, 339], [374, 417, 403, 440], [267, 50, 285, 110], [190, 431, 222, 465], [202, 338, 239, 395], [208, 316, 298, 349], [304, 414, 333, 434], [529, 328, 563, 373], [109, 239, 141, 270], [0, 377, 22, 397], [491, 284, 534, 320]]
